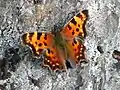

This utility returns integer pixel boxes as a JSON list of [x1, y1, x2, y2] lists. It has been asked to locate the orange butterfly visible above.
[[22, 10, 88, 72]]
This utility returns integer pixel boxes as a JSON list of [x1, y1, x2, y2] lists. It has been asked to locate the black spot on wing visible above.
[[29, 33, 34, 41], [28, 43, 39, 56], [44, 34, 47, 40], [76, 13, 81, 18], [35, 42, 37, 44], [72, 42, 74, 46], [38, 43, 42, 47], [76, 28, 79, 32], [72, 31, 75, 35], [82, 10, 88, 17], [44, 42, 47, 46], [78, 33, 82, 36], [37, 33, 42, 40], [67, 24, 72, 30], [47, 49, 50, 54], [22, 33, 34, 44], [38, 49, 43, 53], [71, 18, 77, 25], [73, 39, 77, 44]]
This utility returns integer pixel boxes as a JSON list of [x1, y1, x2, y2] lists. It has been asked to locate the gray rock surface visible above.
[[0, 0, 120, 90]]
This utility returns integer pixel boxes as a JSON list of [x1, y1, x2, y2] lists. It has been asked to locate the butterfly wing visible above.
[[22, 31, 54, 56], [66, 39, 86, 66], [43, 47, 66, 71], [22, 31, 66, 71], [61, 10, 88, 39], [61, 10, 88, 66]]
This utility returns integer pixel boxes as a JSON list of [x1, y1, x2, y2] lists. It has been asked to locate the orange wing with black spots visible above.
[[61, 10, 88, 39], [22, 31, 66, 71], [22, 31, 54, 56], [66, 39, 86, 66], [43, 47, 66, 71], [61, 10, 88, 66]]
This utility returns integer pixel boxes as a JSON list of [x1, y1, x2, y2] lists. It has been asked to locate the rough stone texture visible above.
[[0, 0, 120, 90]]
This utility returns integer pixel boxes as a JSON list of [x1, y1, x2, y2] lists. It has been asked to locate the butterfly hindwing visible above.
[[43, 47, 66, 71], [66, 39, 86, 66]]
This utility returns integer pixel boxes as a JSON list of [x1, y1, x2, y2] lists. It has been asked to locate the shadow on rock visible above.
[[0, 47, 21, 80]]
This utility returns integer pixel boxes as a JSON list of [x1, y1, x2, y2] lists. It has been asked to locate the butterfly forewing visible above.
[[22, 31, 54, 56], [60, 10, 88, 39]]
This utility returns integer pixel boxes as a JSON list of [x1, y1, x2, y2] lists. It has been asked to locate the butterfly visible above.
[[22, 10, 88, 72]]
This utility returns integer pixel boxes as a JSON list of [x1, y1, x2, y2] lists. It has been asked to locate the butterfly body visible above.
[[22, 10, 88, 71], [53, 32, 65, 48]]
